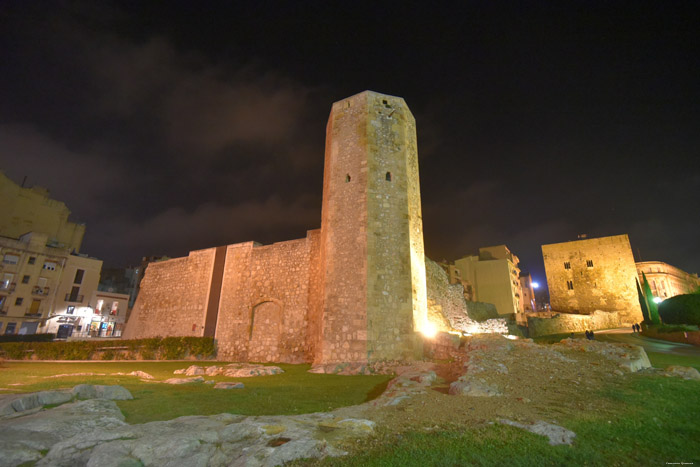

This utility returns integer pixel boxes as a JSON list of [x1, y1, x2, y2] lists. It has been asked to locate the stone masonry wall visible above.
[[527, 310, 624, 337], [122, 249, 216, 339], [542, 234, 643, 324], [317, 92, 369, 364], [426, 257, 508, 335], [215, 236, 315, 363], [365, 93, 423, 362], [317, 91, 423, 365]]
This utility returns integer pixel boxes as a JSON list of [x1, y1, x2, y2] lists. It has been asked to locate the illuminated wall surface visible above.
[[0, 172, 85, 253], [542, 234, 643, 324], [635, 261, 700, 299], [124, 91, 427, 364]]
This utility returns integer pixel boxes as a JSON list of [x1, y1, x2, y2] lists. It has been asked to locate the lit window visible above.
[[67, 306, 75, 315], [110, 301, 119, 315], [96, 299, 104, 313]]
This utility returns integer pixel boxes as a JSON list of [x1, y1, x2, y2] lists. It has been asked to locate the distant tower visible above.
[[317, 91, 428, 365]]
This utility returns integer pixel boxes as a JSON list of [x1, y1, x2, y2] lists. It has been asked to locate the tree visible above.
[[636, 279, 651, 323], [641, 273, 661, 324]]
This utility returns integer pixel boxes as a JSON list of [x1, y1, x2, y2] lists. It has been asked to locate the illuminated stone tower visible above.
[[317, 91, 428, 364]]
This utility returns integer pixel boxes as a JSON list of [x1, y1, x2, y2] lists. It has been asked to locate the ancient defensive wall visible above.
[[124, 91, 429, 365]]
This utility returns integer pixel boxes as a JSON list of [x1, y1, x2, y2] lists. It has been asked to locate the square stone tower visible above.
[[317, 91, 428, 364], [542, 234, 643, 324]]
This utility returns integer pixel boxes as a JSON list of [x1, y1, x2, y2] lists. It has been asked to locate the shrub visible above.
[[0, 336, 216, 360], [0, 333, 56, 343], [658, 294, 700, 325], [647, 323, 699, 333]]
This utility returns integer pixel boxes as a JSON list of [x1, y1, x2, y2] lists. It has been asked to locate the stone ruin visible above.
[[123, 91, 510, 366]]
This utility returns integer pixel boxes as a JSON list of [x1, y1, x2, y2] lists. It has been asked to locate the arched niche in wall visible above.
[[248, 299, 283, 362]]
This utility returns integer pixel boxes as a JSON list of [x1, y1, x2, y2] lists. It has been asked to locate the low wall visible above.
[[527, 310, 624, 337], [641, 328, 700, 346]]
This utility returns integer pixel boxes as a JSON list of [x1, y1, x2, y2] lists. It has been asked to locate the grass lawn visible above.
[[297, 370, 700, 466], [0, 361, 392, 424]]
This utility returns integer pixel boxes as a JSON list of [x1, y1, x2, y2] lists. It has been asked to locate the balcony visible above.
[[23, 311, 42, 318], [64, 294, 84, 303], [32, 286, 50, 296], [0, 282, 16, 292]]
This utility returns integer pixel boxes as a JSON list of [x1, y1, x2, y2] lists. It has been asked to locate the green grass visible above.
[[299, 373, 700, 466], [0, 361, 392, 424], [646, 352, 700, 371]]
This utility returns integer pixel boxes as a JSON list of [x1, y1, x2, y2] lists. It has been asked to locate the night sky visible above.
[[1, 1, 698, 289]]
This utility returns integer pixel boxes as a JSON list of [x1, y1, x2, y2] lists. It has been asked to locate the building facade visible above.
[[0, 232, 102, 335], [0, 172, 85, 253], [124, 91, 430, 365], [542, 234, 643, 324], [452, 245, 524, 320], [519, 273, 536, 313], [636, 261, 700, 300]]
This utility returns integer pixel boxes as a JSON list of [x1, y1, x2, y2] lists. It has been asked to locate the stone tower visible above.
[[316, 91, 428, 365]]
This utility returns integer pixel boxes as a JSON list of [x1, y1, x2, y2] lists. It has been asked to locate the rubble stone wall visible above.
[[527, 310, 624, 337]]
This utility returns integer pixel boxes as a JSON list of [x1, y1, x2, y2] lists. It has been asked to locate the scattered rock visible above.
[[448, 379, 501, 397], [112, 371, 155, 379], [173, 363, 284, 377], [163, 377, 205, 385], [499, 419, 576, 445], [44, 372, 105, 379], [214, 382, 244, 389], [554, 339, 651, 372], [664, 365, 700, 380]]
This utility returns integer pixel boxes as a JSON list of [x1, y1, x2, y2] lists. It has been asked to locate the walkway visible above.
[[596, 328, 700, 357]]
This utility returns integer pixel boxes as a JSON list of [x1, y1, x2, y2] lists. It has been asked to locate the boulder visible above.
[[0, 390, 74, 418], [499, 419, 576, 445], [449, 379, 501, 397], [664, 365, 700, 380], [163, 377, 205, 384], [72, 385, 133, 400]]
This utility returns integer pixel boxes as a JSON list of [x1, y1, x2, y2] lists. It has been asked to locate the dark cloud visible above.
[[0, 1, 698, 286], [0, 124, 126, 219]]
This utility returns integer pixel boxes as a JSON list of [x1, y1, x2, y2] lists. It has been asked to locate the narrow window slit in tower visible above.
[[382, 99, 391, 108], [345, 174, 351, 183], [386, 172, 392, 182]]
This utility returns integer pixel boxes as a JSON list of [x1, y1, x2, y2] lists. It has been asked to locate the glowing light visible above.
[[652, 297, 663, 304], [421, 321, 437, 338], [503, 334, 519, 340], [532, 282, 539, 289]]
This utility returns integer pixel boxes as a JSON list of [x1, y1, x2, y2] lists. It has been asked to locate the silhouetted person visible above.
[[585, 330, 591, 340], [632, 324, 637, 333], [636, 323, 641, 333], [590, 330, 595, 340]]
